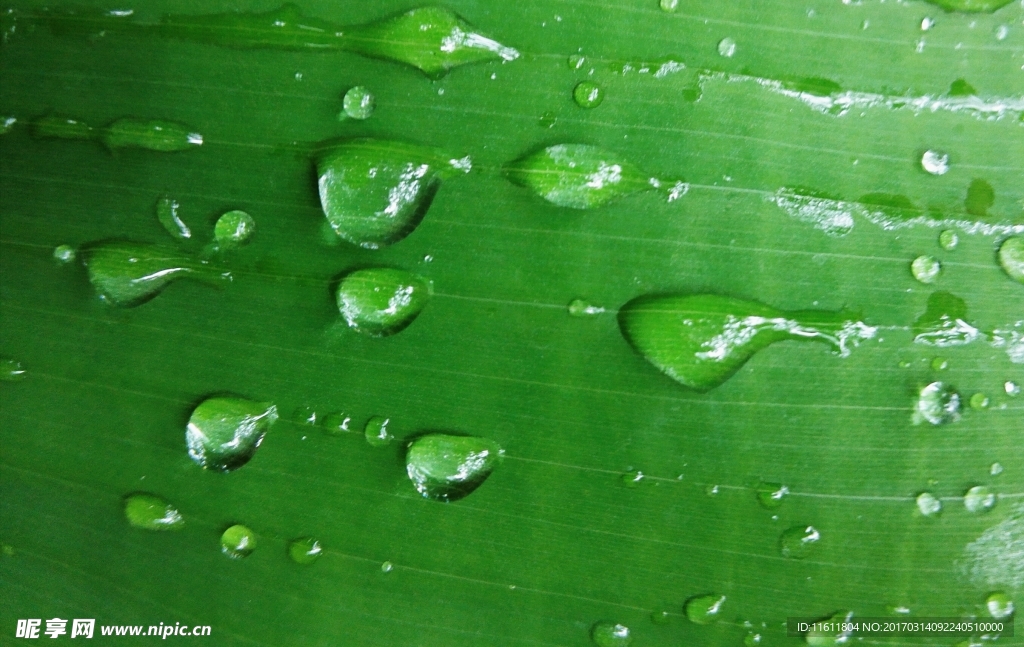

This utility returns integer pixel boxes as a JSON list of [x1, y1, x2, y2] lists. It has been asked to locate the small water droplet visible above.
[[659, 0, 678, 12], [186, 396, 278, 472], [568, 298, 605, 317], [914, 382, 961, 425], [805, 612, 854, 647], [650, 610, 671, 625], [970, 392, 990, 409], [156, 196, 191, 240], [405, 433, 503, 501], [0, 357, 26, 381], [573, 81, 604, 108], [921, 150, 950, 176], [539, 111, 557, 128], [363, 416, 393, 447], [911, 255, 942, 283], [705, 484, 720, 496], [288, 537, 323, 564], [860, 19, 870, 29], [340, 86, 375, 120], [997, 237, 1024, 285], [214, 210, 255, 248], [0, 116, 16, 134], [294, 406, 318, 426], [717, 37, 737, 57], [990, 462, 1004, 476], [321, 412, 353, 434], [986, 592, 1014, 619], [294, 72, 303, 81], [756, 482, 789, 509], [1006, 381, 1021, 396], [221, 524, 256, 559], [381, 560, 394, 573], [898, 360, 912, 368], [745, 632, 763, 647], [568, 54, 586, 70], [779, 525, 820, 559], [916, 492, 942, 517], [591, 621, 632, 646], [123, 493, 184, 531], [964, 485, 996, 513], [621, 470, 644, 488], [685, 593, 726, 624], [921, 17, 935, 30], [53, 244, 76, 264], [336, 268, 432, 337], [994, 24, 1009, 40], [937, 230, 959, 252]]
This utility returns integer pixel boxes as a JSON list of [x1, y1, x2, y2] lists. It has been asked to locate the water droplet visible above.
[[341, 86, 375, 120], [336, 267, 432, 337], [123, 493, 184, 530], [964, 485, 996, 513], [538, 111, 557, 128], [779, 525, 820, 559], [805, 611, 854, 647], [82, 241, 230, 307], [294, 406, 319, 426], [321, 412, 353, 434], [965, 179, 995, 217], [912, 292, 981, 348], [970, 392, 990, 409], [0, 115, 16, 134], [921, 150, 950, 176], [504, 144, 680, 209], [914, 382, 962, 426], [364, 416, 393, 447], [186, 396, 278, 472], [916, 38, 926, 53], [0, 357, 26, 381], [622, 470, 644, 488], [986, 592, 1014, 619], [931, 357, 949, 371], [916, 492, 942, 517], [705, 484, 720, 496], [573, 81, 604, 108], [659, 0, 679, 12], [745, 632, 763, 647], [921, 0, 1014, 12], [317, 139, 468, 248], [939, 230, 959, 251], [921, 17, 935, 30], [1006, 381, 1021, 396], [156, 196, 190, 240], [568, 298, 605, 317], [756, 482, 789, 509], [619, 294, 875, 392], [591, 621, 632, 646], [52, 244, 76, 264], [685, 593, 726, 624], [997, 237, 1024, 284], [650, 610, 671, 625], [221, 524, 256, 559], [214, 210, 255, 248], [994, 24, 1009, 40], [288, 537, 323, 564], [898, 360, 912, 368], [717, 37, 737, 58], [405, 433, 503, 502], [990, 462, 1004, 476], [568, 54, 586, 70], [381, 560, 394, 573], [911, 255, 941, 284]]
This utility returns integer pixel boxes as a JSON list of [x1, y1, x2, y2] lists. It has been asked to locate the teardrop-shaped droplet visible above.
[[590, 621, 632, 646], [912, 291, 982, 347], [101, 118, 202, 151], [779, 524, 820, 558], [684, 594, 726, 624], [504, 144, 672, 209], [221, 524, 256, 559], [186, 396, 278, 472], [123, 493, 184, 531], [405, 433, 503, 502], [156, 196, 191, 240], [619, 294, 875, 391], [317, 139, 469, 248], [31, 115, 95, 141], [998, 237, 1024, 284], [288, 537, 323, 564], [923, 0, 1014, 13], [82, 241, 231, 307], [336, 268, 432, 337], [214, 210, 255, 248]]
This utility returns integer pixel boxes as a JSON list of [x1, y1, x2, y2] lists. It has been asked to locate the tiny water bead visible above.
[[53, 244, 76, 263], [931, 357, 948, 371], [805, 612, 854, 647], [0, 115, 15, 134], [911, 255, 941, 284], [591, 621, 632, 647], [916, 492, 942, 517], [622, 470, 645, 488], [568, 299, 605, 317], [288, 537, 323, 564], [405, 433, 503, 502], [155, 196, 190, 240], [964, 486, 996, 513], [970, 392, 990, 409], [294, 406, 319, 426], [568, 54, 586, 70], [991, 462, 1004, 476], [659, 0, 678, 11], [921, 150, 950, 176], [538, 111, 557, 128], [650, 610, 671, 625], [573, 81, 604, 108], [321, 412, 354, 434], [341, 86, 375, 120], [83, 241, 231, 307], [705, 484, 720, 496], [619, 294, 875, 392], [685, 594, 726, 624], [316, 139, 470, 248], [986, 592, 1014, 619], [221, 525, 256, 559], [717, 37, 737, 57], [381, 560, 394, 573], [1006, 381, 1021, 396], [756, 482, 789, 509], [336, 268, 432, 337], [939, 230, 959, 251], [186, 396, 278, 472], [123, 493, 184, 531], [779, 525, 820, 559], [914, 381, 961, 425], [0, 357, 26, 381], [745, 633, 763, 647], [998, 237, 1024, 284], [364, 416, 393, 447], [214, 210, 255, 248]]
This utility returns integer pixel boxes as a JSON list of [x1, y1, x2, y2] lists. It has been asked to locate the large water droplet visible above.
[[756, 481, 789, 509], [685, 594, 726, 624], [916, 492, 942, 517], [922, 0, 1014, 13], [214, 210, 255, 248], [341, 86, 375, 120], [316, 139, 468, 248], [156, 196, 191, 240], [998, 237, 1024, 284], [986, 592, 1014, 619], [780, 525, 820, 559], [0, 357, 26, 381], [82, 241, 231, 307], [186, 396, 278, 472], [221, 524, 256, 559], [619, 294, 875, 392], [911, 255, 941, 283], [964, 485, 996, 513], [573, 81, 604, 108], [405, 433, 503, 502], [504, 144, 679, 209], [921, 150, 950, 175], [123, 493, 184, 531], [717, 37, 737, 57], [336, 267, 432, 337], [914, 381, 962, 425], [288, 537, 323, 564], [591, 621, 632, 646], [364, 416, 393, 447]]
